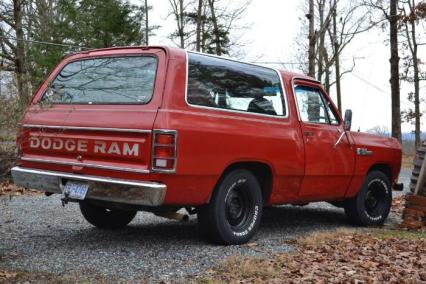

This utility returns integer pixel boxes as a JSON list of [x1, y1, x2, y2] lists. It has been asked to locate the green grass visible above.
[[371, 228, 426, 240]]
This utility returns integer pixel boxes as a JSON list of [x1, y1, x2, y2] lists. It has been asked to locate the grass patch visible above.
[[402, 154, 414, 168], [371, 228, 426, 240], [298, 228, 357, 246], [0, 269, 117, 284]]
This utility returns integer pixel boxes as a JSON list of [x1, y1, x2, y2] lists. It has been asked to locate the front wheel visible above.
[[344, 171, 392, 226], [198, 169, 263, 245], [79, 202, 137, 229]]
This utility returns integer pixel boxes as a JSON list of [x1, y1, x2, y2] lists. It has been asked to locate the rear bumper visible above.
[[11, 166, 166, 206]]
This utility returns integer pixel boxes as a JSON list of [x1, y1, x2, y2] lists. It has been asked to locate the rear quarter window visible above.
[[41, 56, 157, 104], [186, 53, 286, 117]]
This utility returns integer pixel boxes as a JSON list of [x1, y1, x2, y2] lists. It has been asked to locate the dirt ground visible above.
[[0, 168, 423, 283]]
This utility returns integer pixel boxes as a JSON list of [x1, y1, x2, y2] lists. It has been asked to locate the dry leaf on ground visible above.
[[198, 230, 426, 283], [0, 180, 40, 197]]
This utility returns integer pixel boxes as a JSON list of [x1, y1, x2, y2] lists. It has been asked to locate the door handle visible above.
[[303, 131, 314, 137]]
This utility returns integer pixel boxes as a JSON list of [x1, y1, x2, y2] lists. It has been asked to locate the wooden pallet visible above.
[[400, 150, 426, 230]]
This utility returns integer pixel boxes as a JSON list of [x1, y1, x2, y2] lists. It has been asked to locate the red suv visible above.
[[12, 47, 402, 244]]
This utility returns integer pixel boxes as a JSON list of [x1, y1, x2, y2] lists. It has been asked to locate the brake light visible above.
[[151, 130, 177, 172]]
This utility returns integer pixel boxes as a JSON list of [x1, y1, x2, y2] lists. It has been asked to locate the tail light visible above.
[[151, 130, 177, 172]]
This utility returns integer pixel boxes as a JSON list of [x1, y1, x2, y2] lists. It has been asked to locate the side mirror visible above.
[[344, 109, 352, 131]]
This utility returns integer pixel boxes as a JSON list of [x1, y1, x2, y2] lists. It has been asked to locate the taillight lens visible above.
[[151, 130, 177, 172]]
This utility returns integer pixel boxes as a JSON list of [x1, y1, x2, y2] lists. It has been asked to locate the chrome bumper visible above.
[[11, 166, 166, 206]]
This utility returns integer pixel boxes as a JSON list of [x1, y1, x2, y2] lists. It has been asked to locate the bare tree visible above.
[[0, 0, 30, 111], [298, 0, 370, 112], [145, 0, 149, 45], [328, 0, 372, 112], [332, 2, 343, 111], [390, 0, 402, 142], [195, 0, 203, 51], [308, 0, 316, 77], [168, 0, 251, 55], [169, 0, 191, 48], [400, 0, 426, 147]]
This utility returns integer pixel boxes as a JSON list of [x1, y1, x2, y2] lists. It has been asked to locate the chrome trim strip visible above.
[[160, 109, 287, 126], [356, 148, 374, 156], [11, 166, 166, 206], [291, 79, 303, 122], [21, 124, 152, 133], [184, 51, 290, 120], [20, 157, 150, 174]]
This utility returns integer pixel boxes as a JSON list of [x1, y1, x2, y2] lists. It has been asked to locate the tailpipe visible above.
[[154, 211, 189, 222]]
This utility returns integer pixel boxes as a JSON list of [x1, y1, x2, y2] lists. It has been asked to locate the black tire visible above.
[[344, 170, 392, 226], [409, 141, 426, 196], [79, 202, 137, 229], [198, 169, 263, 245]]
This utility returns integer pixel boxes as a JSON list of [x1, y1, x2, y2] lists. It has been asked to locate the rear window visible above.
[[187, 53, 286, 116], [41, 56, 157, 104]]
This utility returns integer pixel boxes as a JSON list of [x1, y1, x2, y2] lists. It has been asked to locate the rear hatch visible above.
[[17, 47, 167, 178]]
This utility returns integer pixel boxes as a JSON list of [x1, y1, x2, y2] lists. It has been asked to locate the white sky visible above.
[[146, 0, 424, 133]]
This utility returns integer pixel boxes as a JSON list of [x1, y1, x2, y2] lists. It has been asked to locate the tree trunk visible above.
[[178, 0, 184, 48], [333, 4, 342, 113], [14, 0, 29, 111], [308, 0, 316, 77], [389, 0, 401, 142], [201, 2, 207, 52], [317, 0, 325, 82], [196, 0, 203, 51], [411, 18, 421, 147], [145, 0, 149, 45], [324, 65, 330, 94], [207, 0, 221, 55]]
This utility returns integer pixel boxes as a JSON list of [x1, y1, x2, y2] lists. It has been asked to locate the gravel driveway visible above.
[[0, 168, 411, 282]]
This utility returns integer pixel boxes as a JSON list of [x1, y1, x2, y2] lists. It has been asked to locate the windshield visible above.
[[41, 56, 157, 104]]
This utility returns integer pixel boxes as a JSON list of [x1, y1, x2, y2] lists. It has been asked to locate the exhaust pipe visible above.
[[154, 211, 189, 222]]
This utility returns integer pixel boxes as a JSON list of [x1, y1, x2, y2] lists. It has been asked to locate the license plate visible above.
[[63, 181, 89, 200]]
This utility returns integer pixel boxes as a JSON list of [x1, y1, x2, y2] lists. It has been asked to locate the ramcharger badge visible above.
[[28, 136, 140, 157]]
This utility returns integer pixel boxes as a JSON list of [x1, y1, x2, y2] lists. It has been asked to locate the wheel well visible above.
[[368, 164, 392, 181], [218, 162, 273, 204]]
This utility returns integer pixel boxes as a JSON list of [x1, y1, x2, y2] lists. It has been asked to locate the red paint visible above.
[[17, 46, 402, 206]]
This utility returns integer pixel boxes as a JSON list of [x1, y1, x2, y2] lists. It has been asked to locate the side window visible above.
[[294, 86, 331, 124], [187, 53, 286, 116]]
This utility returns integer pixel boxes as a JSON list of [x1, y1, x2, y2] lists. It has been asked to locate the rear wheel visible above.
[[198, 169, 263, 245], [410, 141, 426, 195], [79, 202, 137, 229], [344, 171, 392, 226]]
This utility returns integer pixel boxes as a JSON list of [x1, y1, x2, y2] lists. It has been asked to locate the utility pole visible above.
[[145, 0, 149, 45]]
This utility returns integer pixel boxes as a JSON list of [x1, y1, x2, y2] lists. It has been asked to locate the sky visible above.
[[145, 0, 425, 134]]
